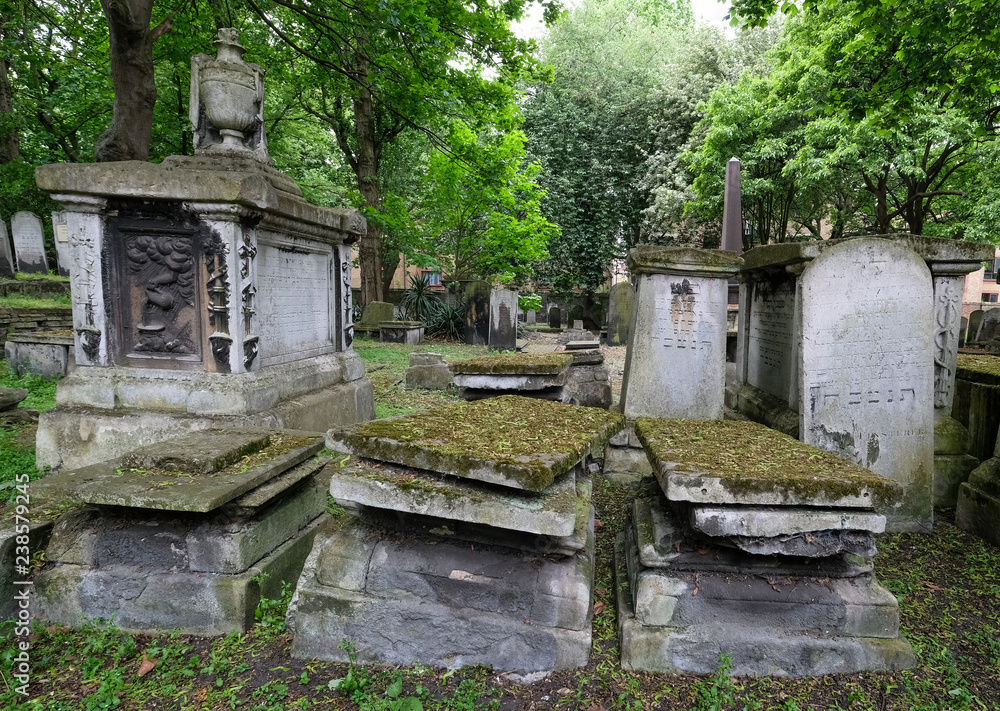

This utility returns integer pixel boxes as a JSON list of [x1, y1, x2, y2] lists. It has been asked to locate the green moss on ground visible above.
[[449, 352, 572, 375], [635, 417, 899, 505], [957, 353, 1000, 385]]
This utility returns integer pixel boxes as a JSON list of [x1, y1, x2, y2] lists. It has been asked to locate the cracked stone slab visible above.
[[453, 373, 568, 390], [690, 506, 886, 537], [327, 455, 580, 536], [635, 418, 901, 509], [66, 432, 325, 512], [327, 395, 624, 492], [631, 494, 873, 578]]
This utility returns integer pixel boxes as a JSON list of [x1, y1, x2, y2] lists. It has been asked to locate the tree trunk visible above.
[[95, 0, 157, 162], [0, 55, 18, 164], [352, 55, 384, 310]]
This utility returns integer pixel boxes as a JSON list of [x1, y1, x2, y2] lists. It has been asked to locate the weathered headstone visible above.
[[620, 246, 742, 420], [976, 308, 1000, 342], [0, 220, 14, 278], [526, 309, 536, 325], [732, 236, 989, 532], [11, 211, 48, 274], [354, 301, 394, 338], [606, 281, 634, 346], [464, 280, 490, 345], [404, 352, 452, 390], [51, 211, 71, 276], [959, 316, 968, 345], [489, 288, 517, 351], [548, 305, 561, 329], [967, 310, 985, 342]]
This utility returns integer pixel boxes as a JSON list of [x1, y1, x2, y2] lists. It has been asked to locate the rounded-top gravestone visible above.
[[606, 281, 635, 346]]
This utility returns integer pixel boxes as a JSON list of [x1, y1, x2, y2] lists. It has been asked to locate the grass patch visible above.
[[0, 293, 72, 309], [0, 360, 59, 410], [13, 271, 70, 282]]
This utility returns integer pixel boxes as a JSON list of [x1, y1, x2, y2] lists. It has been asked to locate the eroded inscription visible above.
[[746, 278, 795, 399]]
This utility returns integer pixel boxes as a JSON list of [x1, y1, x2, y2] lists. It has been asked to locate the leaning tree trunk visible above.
[[95, 0, 158, 162], [352, 55, 384, 310]]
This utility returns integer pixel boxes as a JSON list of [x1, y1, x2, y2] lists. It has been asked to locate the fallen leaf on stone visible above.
[[593, 601, 607, 615], [692, 587, 698, 596], [137, 653, 158, 677], [193, 687, 208, 703]]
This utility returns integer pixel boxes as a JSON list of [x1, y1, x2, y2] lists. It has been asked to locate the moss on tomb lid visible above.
[[957, 353, 1000, 385], [449, 352, 572, 375], [338, 395, 624, 490], [634, 418, 900, 506]]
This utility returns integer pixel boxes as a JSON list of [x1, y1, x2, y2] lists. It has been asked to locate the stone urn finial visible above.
[[190, 28, 271, 162]]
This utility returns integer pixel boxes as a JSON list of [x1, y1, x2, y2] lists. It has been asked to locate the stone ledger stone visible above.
[[11, 211, 48, 274], [620, 246, 742, 420], [4, 332, 75, 378]]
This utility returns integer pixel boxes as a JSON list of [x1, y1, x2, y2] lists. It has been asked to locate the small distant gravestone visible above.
[[0, 220, 14, 279], [967, 310, 985, 342], [959, 316, 968, 345], [464, 280, 490, 345], [607, 281, 635, 346], [977, 308, 1000, 342], [489, 288, 517, 351], [548, 306, 561, 329], [526, 310, 536, 325], [361, 301, 394, 326], [51, 211, 71, 276], [12, 211, 48, 274]]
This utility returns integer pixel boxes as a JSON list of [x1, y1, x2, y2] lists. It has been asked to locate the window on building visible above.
[[421, 270, 442, 286], [983, 293, 998, 303], [985, 259, 1000, 281]]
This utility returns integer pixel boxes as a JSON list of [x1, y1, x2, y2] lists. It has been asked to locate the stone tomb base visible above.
[[34, 431, 330, 634], [616, 495, 914, 677], [290, 506, 595, 672]]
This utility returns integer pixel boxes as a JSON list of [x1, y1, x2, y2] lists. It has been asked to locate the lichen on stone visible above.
[[957, 353, 1000, 385], [115, 434, 317, 479], [634, 418, 899, 506], [334, 395, 624, 491], [449, 353, 572, 375]]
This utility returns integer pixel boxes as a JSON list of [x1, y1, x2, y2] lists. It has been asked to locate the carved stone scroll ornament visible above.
[[932, 278, 962, 409], [239, 229, 259, 369], [205, 238, 232, 371], [342, 257, 353, 347]]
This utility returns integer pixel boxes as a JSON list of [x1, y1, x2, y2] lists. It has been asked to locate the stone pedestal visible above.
[[4, 331, 75, 378], [379, 320, 423, 344], [34, 30, 373, 471], [291, 396, 624, 672], [32, 430, 329, 634], [733, 236, 992, 532], [617, 419, 915, 677], [404, 352, 453, 390], [620, 246, 742, 420]]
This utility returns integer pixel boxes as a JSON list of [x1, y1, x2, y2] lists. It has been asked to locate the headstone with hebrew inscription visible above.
[[0, 220, 14, 279], [11, 211, 48, 274], [51, 211, 71, 276], [619, 246, 742, 420], [733, 235, 990, 532]]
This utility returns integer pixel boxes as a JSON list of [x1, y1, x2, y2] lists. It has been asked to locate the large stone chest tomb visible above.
[[34, 30, 374, 469]]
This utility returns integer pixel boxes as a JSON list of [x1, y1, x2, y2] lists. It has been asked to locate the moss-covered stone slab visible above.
[[328, 395, 624, 491], [120, 430, 272, 474], [449, 353, 571, 375], [326, 454, 579, 536], [635, 418, 901, 509], [957, 353, 1000, 386], [66, 432, 324, 512]]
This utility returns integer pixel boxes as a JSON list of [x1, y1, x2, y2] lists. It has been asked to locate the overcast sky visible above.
[[513, 0, 733, 40]]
